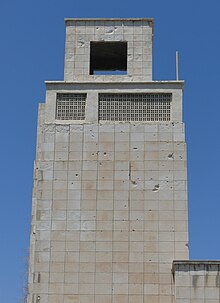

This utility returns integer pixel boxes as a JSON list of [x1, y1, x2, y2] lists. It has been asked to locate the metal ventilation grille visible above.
[[99, 93, 171, 121], [56, 93, 86, 120]]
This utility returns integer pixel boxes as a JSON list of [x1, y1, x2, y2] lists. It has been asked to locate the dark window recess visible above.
[[90, 41, 127, 75]]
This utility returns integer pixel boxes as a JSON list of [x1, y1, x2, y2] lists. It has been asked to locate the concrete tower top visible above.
[[64, 18, 154, 82], [45, 18, 184, 125]]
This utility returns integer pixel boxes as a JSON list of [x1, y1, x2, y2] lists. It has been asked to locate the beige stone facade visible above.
[[27, 18, 220, 303]]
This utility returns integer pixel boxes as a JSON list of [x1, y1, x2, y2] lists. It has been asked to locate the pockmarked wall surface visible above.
[[29, 115, 188, 303]]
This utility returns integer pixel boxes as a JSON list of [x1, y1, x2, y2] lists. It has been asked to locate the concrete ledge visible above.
[[172, 260, 220, 277], [173, 260, 220, 266], [45, 81, 184, 90], [65, 18, 154, 22]]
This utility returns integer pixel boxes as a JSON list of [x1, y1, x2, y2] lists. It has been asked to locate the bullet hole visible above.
[[152, 184, 159, 192], [78, 41, 85, 47], [133, 147, 137, 150], [131, 180, 137, 185], [99, 163, 102, 166], [168, 153, 174, 159], [106, 29, 114, 34], [75, 174, 78, 177], [103, 152, 107, 156]]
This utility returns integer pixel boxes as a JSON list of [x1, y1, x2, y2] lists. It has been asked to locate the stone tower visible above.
[[28, 18, 189, 303]]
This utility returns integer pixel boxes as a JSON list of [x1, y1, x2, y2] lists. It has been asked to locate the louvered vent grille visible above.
[[99, 93, 171, 121], [56, 93, 86, 120]]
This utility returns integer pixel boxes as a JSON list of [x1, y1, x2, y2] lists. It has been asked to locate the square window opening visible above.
[[90, 41, 127, 75]]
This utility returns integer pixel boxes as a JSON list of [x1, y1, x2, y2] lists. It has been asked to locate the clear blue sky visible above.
[[1, 0, 220, 302]]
